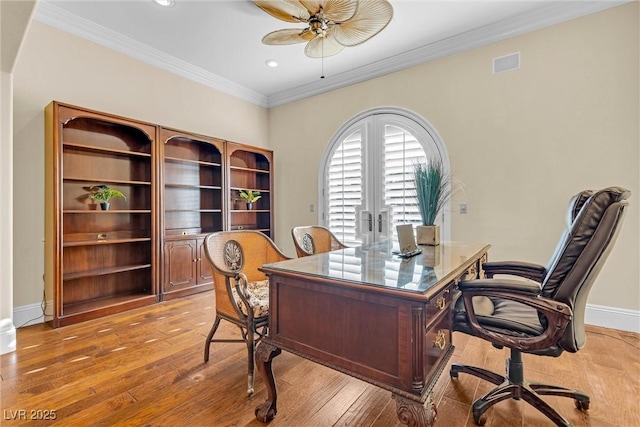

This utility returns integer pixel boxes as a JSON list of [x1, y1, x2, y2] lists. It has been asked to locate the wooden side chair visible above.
[[291, 225, 347, 257], [202, 230, 290, 396]]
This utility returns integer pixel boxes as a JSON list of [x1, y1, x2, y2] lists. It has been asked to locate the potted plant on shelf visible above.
[[89, 185, 126, 211], [239, 189, 261, 210], [413, 160, 451, 246]]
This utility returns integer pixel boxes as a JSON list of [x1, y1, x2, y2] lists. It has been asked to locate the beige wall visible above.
[[11, 4, 639, 314], [12, 21, 269, 307], [269, 3, 639, 310]]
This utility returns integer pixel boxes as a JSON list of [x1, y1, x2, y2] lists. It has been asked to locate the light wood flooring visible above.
[[2, 292, 639, 426]]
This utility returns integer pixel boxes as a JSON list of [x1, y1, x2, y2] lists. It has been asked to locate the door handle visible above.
[[378, 214, 382, 233], [367, 213, 373, 232]]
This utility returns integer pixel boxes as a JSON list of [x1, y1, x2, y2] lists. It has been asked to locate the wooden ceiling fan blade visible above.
[[253, 0, 310, 23], [299, 0, 325, 15], [262, 28, 314, 45], [308, 0, 357, 22], [332, 0, 393, 47], [304, 33, 345, 58]]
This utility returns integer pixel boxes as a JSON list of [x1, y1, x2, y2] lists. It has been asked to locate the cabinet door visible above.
[[197, 238, 213, 284], [164, 240, 198, 293]]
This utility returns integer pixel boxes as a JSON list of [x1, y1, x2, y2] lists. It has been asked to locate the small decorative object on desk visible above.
[[413, 159, 451, 245], [88, 185, 126, 211], [239, 189, 261, 210], [394, 224, 422, 258]]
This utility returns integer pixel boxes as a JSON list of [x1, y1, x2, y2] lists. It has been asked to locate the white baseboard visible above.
[[12, 301, 640, 333], [585, 303, 640, 333], [0, 318, 17, 355], [13, 301, 49, 328]]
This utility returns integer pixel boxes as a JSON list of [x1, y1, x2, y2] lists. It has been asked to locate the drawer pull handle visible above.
[[435, 296, 446, 310], [434, 330, 446, 350]]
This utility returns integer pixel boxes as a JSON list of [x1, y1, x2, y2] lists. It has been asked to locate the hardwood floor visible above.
[[2, 292, 639, 426]]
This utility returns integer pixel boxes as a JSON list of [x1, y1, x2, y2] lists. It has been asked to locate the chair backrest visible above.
[[540, 187, 630, 352], [291, 225, 347, 257], [203, 230, 289, 317]]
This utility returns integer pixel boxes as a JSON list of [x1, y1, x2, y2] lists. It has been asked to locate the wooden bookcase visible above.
[[45, 102, 274, 327], [45, 102, 158, 327], [160, 128, 224, 299], [227, 142, 273, 239]]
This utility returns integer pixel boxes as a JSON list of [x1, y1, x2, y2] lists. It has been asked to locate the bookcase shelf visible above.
[[62, 142, 152, 158], [64, 263, 152, 281]]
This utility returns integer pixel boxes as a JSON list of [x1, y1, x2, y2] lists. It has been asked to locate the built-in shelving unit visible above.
[[45, 102, 274, 327], [45, 102, 158, 327], [160, 128, 224, 299], [227, 142, 273, 239]]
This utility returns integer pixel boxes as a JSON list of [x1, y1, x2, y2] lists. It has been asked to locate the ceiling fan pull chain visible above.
[[321, 37, 325, 79]]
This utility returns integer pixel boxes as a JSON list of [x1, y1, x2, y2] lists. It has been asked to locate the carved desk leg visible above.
[[393, 393, 437, 427], [255, 341, 282, 423]]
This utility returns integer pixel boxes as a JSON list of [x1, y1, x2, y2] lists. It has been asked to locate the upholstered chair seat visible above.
[[230, 279, 270, 317]]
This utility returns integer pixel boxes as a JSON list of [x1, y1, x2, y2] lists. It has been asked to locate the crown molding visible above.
[[33, 1, 628, 109], [33, 1, 269, 107], [267, 1, 629, 107]]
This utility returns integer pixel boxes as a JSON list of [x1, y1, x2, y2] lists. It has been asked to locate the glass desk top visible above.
[[262, 240, 490, 294]]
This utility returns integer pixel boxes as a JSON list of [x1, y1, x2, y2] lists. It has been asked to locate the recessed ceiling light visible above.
[[265, 60, 278, 68], [154, 0, 174, 7]]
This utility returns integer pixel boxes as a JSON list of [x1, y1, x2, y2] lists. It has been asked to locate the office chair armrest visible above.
[[458, 278, 541, 294], [482, 261, 547, 282], [459, 283, 572, 352]]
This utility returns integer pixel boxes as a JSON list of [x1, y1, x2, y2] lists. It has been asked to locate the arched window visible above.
[[319, 107, 451, 246]]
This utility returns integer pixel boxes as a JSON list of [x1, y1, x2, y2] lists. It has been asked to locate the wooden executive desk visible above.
[[254, 240, 490, 427]]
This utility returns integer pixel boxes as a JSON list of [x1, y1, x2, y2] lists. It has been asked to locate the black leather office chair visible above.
[[450, 187, 630, 426]]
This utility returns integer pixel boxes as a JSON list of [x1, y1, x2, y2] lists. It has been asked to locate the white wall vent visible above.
[[493, 52, 520, 74]]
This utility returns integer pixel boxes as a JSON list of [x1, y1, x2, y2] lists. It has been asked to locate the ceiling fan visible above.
[[253, 0, 394, 58]]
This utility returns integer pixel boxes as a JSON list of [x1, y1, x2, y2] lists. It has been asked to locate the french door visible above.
[[321, 110, 448, 246]]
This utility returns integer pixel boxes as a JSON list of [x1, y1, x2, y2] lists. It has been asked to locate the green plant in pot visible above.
[[89, 185, 126, 211], [413, 160, 451, 245], [239, 189, 261, 210]]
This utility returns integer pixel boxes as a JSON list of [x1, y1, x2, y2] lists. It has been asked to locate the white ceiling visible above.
[[34, 0, 625, 107]]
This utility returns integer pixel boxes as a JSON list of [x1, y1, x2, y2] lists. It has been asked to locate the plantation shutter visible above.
[[382, 125, 427, 239], [327, 129, 363, 245]]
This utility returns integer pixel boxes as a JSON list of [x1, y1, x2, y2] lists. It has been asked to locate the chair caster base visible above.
[[452, 354, 589, 427]]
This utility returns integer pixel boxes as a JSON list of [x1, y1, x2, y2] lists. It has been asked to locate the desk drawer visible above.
[[424, 310, 451, 379], [425, 287, 452, 324]]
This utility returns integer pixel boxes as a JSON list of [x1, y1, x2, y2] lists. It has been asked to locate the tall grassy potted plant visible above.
[[413, 160, 450, 245]]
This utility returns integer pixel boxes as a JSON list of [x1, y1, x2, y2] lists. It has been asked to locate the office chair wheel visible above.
[[472, 411, 487, 426], [575, 399, 590, 411], [450, 367, 459, 379]]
